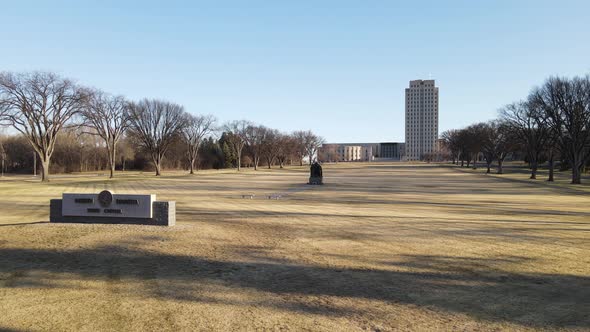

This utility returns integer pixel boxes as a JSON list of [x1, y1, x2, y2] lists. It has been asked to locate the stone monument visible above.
[[308, 161, 323, 185], [50, 190, 175, 226]]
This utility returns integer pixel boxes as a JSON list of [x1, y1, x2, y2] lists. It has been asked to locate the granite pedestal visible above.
[[50, 191, 175, 226]]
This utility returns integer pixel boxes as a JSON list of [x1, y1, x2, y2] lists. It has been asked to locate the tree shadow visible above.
[[0, 221, 48, 227], [0, 244, 588, 329], [451, 167, 590, 195], [177, 208, 590, 245]]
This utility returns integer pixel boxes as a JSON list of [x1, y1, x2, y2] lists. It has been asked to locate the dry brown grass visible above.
[[0, 163, 589, 331]]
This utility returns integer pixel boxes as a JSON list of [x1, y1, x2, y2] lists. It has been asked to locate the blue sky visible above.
[[1, 1, 589, 142]]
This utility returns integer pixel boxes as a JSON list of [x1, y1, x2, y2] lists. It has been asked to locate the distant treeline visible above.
[[440, 74, 590, 184], [0, 129, 320, 174], [0, 71, 324, 181]]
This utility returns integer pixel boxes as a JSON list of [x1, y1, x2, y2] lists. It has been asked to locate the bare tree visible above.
[[300, 130, 325, 164], [500, 100, 553, 180], [441, 129, 461, 164], [545, 142, 559, 182], [292, 130, 308, 166], [127, 99, 186, 176], [318, 144, 339, 163], [0, 72, 89, 181], [181, 114, 216, 174], [0, 105, 6, 122], [455, 129, 470, 167], [0, 135, 5, 177], [531, 75, 590, 184], [244, 124, 268, 170], [480, 120, 514, 174], [80, 91, 130, 178], [116, 137, 135, 172], [223, 120, 250, 171], [480, 124, 496, 174], [464, 123, 486, 169], [276, 134, 296, 168], [261, 129, 281, 169]]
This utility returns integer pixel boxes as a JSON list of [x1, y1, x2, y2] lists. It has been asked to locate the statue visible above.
[[308, 161, 323, 185]]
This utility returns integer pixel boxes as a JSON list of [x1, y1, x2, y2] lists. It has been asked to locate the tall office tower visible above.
[[405, 79, 439, 160]]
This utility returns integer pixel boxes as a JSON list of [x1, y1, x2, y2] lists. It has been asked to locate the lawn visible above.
[[0, 163, 588, 331]]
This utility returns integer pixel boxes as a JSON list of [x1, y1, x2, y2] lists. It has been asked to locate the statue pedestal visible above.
[[308, 176, 323, 185]]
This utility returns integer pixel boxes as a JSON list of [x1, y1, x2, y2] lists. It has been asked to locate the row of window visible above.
[[407, 87, 436, 91], [407, 98, 437, 101]]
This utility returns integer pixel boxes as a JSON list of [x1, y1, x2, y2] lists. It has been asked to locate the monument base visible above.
[[308, 176, 323, 185], [50, 199, 175, 226]]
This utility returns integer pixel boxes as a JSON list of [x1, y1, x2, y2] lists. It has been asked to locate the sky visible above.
[[1, 0, 589, 143]]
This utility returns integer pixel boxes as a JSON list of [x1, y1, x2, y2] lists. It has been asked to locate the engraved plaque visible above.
[[62, 193, 155, 218]]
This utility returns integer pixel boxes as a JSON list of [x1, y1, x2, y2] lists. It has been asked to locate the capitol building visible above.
[[318, 79, 439, 162], [318, 142, 405, 162]]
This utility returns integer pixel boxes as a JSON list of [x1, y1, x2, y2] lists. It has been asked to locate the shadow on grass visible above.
[[451, 166, 590, 195], [0, 221, 48, 227], [0, 328, 27, 332], [177, 208, 590, 245], [0, 244, 588, 329]]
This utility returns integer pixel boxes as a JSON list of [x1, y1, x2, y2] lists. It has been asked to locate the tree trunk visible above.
[[192, 145, 200, 174], [189, 159, 195, 174], [154, 154, 162, 176], [108, 145, 116, 179], [461, 159, 464, 167], [237, 153, 241, 171], [486, 162, 491, 174], [40, 156, 50, 182], [497, 160, 503, 174], [548, 154, 554, 182], [530, 160, 538, 180], [571, 159, 582, 184], [109, 162, 115, 179]]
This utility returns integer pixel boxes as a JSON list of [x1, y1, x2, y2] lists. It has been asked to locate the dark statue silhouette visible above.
[[308, 161, 323, 185]]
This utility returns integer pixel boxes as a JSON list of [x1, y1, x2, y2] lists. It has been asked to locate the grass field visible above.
[[0, 163, 589, 331]]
